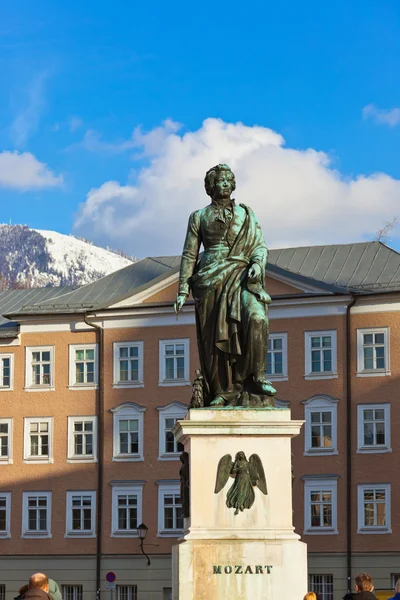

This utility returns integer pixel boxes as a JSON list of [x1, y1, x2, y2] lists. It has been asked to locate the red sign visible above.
[[106, 572, 116, 583]]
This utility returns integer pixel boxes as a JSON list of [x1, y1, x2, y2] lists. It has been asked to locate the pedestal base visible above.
[[173, 538, 307, 600]]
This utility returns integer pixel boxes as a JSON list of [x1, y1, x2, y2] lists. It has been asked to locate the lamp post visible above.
[[137, 523, 151, 566]]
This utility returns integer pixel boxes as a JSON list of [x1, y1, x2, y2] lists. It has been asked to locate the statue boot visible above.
[[252, 377, 277, 396]]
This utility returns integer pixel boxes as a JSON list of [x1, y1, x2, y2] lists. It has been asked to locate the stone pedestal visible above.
[[172, 408, 307, 600]]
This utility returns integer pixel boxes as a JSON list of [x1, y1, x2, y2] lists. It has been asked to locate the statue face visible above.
[[214, 170, 234, 199]]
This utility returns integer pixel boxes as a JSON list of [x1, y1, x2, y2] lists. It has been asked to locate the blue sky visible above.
[[1, 0, 400, 256]]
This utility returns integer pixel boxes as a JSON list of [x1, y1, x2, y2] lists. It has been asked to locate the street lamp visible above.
[[137, 523, 151, 566]]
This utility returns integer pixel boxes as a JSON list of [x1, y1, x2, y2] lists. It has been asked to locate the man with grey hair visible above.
[[21, 574, 53, 600]]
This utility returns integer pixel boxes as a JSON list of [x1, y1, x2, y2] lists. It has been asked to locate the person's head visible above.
[[28, 574, 49, 593], [204, 164, 236, 201], [18, 585, 29, 597], [304, 593, 317, 600], [235, 451, 246, 461], [395, 579, 400, 593], [355, 573, 374, 592]]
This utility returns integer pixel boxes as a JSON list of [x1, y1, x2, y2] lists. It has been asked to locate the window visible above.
[[159, 339, 190, 386], [305, 331, 337, 379], [391, 574, 400, 588], [357, 328, 390, 376], [266, 333, 288, 380], [67, 416, 97, 462], [0, 586, 5, 600], [112, 403, 146, 461], [303, 396, 338, 455], [357, 484, 391, 533], [357, 404, 391, 453], [0, 493, 11, 538], [61, 585, 83, 600], [0, 354, 13, 390], [113, 342, 144, 388], [23, 417, 53, 463], [22, 491, 51, 538], [157, 481, 183, 536], [69, 344, 98, 388], [66, 491, 96, 537], [25, 346, 54, 390], [308, 575, 333, 600], [111, 483, 143, 537], [116, 586, 137, 600], [158, 403, 187, 460], [0, 419, 12, 464], [304, 478, 338, 534], [162, 590, 172, 600]]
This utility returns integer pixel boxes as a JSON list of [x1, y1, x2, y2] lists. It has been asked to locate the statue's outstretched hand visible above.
[[174, 294, 187, 314], [248, 263, 261, 283]]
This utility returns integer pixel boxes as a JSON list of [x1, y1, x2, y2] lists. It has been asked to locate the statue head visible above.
[[204, 164, 236, 200], [235, 451, 246, 461]]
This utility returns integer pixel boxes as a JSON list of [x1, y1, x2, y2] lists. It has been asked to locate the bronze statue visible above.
[[214, 451, 267, 515], [179, 451, 190, 518], [190, 369, 204, 408], [175, 163, 276, 406]]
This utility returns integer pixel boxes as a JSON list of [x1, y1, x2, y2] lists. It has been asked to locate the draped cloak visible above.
[[178, 202, 271, 403]]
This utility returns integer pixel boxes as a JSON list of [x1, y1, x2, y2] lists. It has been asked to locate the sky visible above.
[[1, 0, 400, 257]]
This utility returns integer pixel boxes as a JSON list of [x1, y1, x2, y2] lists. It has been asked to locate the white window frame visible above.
[[111, 482, 143, 537], [0, 353, 13, 391], [23, 417, 54, 464], [304, 330, 337, 380], [159, 339, 190, 387], [113, 341, 144, 389], [357, 403, 391, 454], [116, 585, 137, 600], [25, 346, 54, 391], [266, 332, 288, 381], [303, 478, 338, 535], [67, 416, 98, 463], [69, 344, 98, 390], [61, 585, 83, 600], [308, 574, 334, 600], [22, 491, 52, 538], [357, 327, 390, 377], [0, 418, 12, 465], [157, 402, 187, 460], [0, 492, 11, 538], [157, 481, 183, 537], [111, 403, 146, 462], [303, 396, 338, 456], [65, 491, 96, 538], [357, 483, 391, 534]]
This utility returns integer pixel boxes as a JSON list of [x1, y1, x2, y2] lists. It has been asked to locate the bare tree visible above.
[[374, 216, 399, 243]]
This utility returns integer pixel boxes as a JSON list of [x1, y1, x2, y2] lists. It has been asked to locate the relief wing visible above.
[[214, 454, 233, 494], [249, 454, 267, 495]]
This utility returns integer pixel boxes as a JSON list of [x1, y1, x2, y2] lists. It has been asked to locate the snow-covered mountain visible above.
[[0, 225, 134, 288]]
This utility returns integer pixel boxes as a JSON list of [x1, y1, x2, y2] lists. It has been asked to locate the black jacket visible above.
[[23, 589, 53, 600], [355, 592, 377, 600]]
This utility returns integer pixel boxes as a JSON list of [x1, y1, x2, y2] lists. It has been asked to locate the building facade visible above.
[[0, 242, 400, 600]]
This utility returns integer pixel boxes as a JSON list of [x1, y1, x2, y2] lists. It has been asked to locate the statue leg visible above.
[[236, 290, 276, 397]]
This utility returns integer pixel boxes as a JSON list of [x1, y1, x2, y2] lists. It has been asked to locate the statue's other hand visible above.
[[248, 263, 261, 283], [174, 294, 187, 313]]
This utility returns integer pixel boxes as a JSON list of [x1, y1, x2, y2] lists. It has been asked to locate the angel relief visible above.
[[214, 451, 267, 515]]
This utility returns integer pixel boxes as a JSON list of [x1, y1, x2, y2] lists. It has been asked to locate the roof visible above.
[[0, 287, 76, 335], [268, 241, 400, 292], [4, 241, 400, 324]]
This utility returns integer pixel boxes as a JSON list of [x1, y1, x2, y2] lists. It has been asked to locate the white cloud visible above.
[[78, 119, 181, 154], [74, 118, 400, 257], [362, 104, 400, 127], [0, 151, 62, 189], [10, 72, 49, 147], [68, 116, 83, 133]]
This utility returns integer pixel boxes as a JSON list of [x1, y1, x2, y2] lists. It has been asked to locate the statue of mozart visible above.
[[174, 164, 276, 407]]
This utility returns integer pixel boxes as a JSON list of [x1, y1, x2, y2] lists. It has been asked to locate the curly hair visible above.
[[204, 164, 236, 198]]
